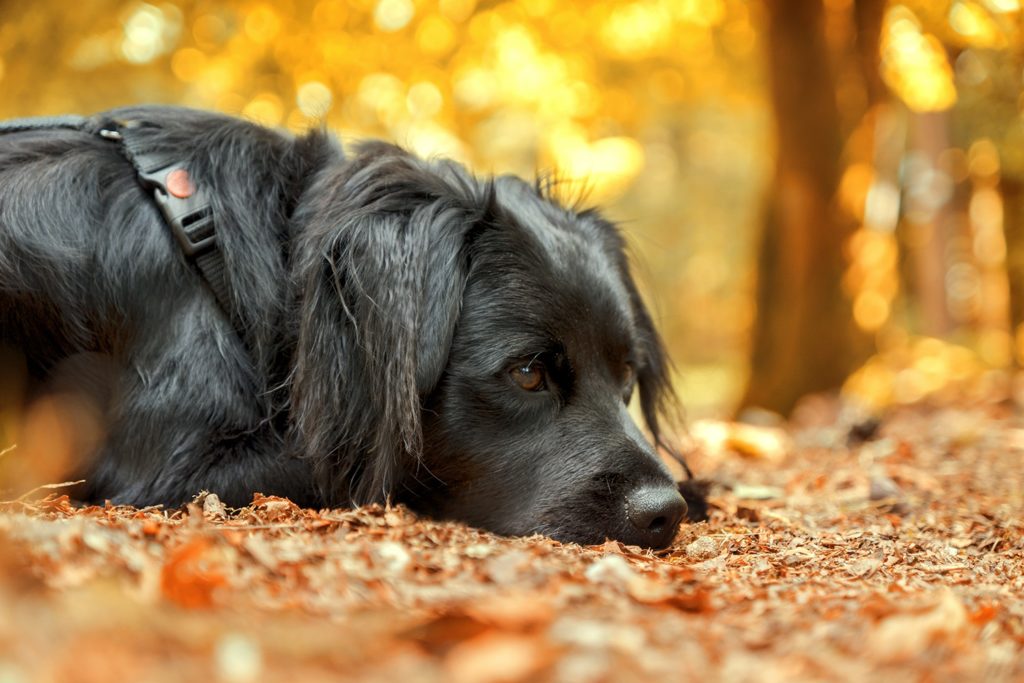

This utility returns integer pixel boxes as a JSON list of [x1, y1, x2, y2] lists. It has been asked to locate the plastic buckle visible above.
[[137, 165, 217, 258]]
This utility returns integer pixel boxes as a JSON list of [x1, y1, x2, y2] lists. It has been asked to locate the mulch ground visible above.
[[1, 403, 1022, 682]]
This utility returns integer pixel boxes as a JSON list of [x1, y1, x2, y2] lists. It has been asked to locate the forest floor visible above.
[[0, 401, 1022, 683]]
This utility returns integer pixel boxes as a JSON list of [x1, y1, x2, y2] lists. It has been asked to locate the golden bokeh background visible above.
[[2, 0, 1023, 421]]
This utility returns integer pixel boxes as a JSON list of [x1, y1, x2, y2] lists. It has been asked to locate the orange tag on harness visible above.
[[166, 168, 194, 199]]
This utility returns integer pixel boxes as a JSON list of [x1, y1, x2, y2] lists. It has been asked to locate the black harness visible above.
[[0, 114, 235, 331]]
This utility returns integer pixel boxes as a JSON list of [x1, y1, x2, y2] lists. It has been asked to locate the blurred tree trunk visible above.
[[904, 111, 956, 336], [739, 0, 875, 415], [1003, 180, 1024, 353], [853, 0, 886, 105]]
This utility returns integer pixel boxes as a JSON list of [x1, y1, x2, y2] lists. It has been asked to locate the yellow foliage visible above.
[[843, 335, 996, 409], [881, 5, 958, 112], [949, 0, 1007, 47]]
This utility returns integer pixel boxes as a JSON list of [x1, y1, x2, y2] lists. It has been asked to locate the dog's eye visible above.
[[510, 362, 547, 392]]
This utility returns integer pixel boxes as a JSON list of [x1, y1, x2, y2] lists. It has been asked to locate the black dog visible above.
[[0, 106, 695, 548]]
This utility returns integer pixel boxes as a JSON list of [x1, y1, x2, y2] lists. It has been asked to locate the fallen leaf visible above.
[[463, 593, 555, 630], [685, 537, 720, 561], [160, 538, 226, 609], [444, 632, 550, 683], [732, 484, 785, 500], [868, 589, 970, 663]]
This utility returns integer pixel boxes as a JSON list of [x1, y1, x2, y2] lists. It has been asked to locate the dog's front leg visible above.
[[75, 299, 315, 509]]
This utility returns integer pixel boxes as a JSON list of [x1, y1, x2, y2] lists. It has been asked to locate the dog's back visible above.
[[0, 107, 335, 505], [0, 107, 334, 358]]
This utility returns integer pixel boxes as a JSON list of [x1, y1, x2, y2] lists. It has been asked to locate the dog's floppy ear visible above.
[[581, 211, 676, 448], [291, 143, 490, 505], [627, 278, 674, 448]]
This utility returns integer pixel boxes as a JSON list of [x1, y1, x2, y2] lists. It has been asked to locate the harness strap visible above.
[[0, 115, 88, 133], [0, 114, 237, 334], [103, 121, 235, 320]]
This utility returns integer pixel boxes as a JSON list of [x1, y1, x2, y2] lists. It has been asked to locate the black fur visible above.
[[0, 106, 691, 547]]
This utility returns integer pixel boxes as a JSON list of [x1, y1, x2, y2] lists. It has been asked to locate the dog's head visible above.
[[292, 142, 687, 548]]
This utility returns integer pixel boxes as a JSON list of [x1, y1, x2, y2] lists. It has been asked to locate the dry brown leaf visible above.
[[404, 614, 492, 656], [160, 537, 226, 609], [462, 593, 555, 631], [444, 632, 550, 683], [867, 589, 971, 663], [685, 536, 720, 560]]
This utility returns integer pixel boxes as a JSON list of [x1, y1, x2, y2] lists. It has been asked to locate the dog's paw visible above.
[[677, 478, 712, 522]]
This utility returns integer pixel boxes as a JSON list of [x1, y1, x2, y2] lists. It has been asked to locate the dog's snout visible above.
[[624, 485, 687, 549]]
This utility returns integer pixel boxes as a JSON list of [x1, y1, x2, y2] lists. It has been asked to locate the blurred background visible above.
[[1, 0, 1022, 424]]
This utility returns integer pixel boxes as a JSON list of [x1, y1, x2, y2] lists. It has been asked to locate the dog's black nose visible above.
[[624, 486, 687, 548]]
